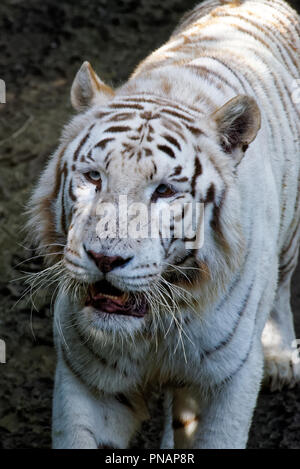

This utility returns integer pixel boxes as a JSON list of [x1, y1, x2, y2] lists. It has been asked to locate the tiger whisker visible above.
[[13, 251, 64, 269]]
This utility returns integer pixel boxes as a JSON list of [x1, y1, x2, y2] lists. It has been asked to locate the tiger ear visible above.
[[211, 95, 261, 159], [71, 61, 115, 111]]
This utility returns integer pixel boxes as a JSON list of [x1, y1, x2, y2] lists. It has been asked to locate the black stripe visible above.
[[60, 163, 68, 234], [161, 108, 194, 123], [170, 165, 182, 176], [233, 12, 298, 74], [210, 189, 226, 240], [184, 63, 239, 95], [163, 134, 182, 151], [204, 183, 215, 204], [205, 56, 247, 93], [172, 177, 188, 183], [115, 393, 134, 411], [185, 125, 204, 137], [106, 112, 135, 122], [95, 138, 114, 149], [105, 125, 131, 133], [191, 156, 202, 197], [122, 94, 200, 116], [95, 111, 111, 119], [68, 179, 77, 202], [110, 103, 144, 110], [74, 124, 95, 161], [220, 334, 254, 385], [157, 144, 176, 159], [203, 280, 254, 359]]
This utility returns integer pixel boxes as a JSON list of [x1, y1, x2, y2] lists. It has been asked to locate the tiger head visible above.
[[28, 62, 261, 335]]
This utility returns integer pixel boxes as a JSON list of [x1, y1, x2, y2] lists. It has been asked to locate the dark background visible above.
[[0, 0, 299, 449]]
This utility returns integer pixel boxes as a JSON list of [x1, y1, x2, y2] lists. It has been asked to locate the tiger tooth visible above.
[[94, 292, 130, 302], [122, 292, 130, 302], [101, 293, 120, 300]]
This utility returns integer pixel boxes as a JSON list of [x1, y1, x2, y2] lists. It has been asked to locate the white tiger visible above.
[[28, 0, 300, 449]]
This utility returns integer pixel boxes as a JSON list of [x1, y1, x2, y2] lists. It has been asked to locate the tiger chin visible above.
[[27, 0, 300, 449]]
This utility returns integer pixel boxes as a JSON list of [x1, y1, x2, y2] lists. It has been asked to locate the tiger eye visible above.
[[152, 184, 176, 201], [84, 171, 102, 189]]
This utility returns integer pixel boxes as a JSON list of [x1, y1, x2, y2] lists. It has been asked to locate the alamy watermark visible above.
[[92, 196, 205, 249], [0, 79, 5, 104], [0, 339, 6, 364]]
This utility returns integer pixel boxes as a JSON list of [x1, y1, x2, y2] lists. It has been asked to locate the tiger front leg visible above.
[[192, 340, 264, 449], [52, 356, 144, 449], [262, 241, 300, 390]]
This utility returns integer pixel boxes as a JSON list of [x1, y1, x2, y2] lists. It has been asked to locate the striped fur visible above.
[[28, 0, 300, 449]]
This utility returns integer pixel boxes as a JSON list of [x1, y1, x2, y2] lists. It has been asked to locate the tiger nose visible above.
[[86, 250, 132, 273]]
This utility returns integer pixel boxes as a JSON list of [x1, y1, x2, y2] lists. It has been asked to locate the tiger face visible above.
[[29, 62, 260, 334]]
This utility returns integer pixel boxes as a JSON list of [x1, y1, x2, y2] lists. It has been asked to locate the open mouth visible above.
[[85, 279, 147, 318]]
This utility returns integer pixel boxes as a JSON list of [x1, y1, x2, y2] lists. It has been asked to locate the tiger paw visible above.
[[263, 348, 300, 392]]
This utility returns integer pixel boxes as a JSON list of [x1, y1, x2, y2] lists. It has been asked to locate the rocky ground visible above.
[[0, 0, 299, 449]]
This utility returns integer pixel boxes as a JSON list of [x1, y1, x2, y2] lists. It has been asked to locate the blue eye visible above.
[[85, 171, 102, 187], [152, 184, 176, 201]]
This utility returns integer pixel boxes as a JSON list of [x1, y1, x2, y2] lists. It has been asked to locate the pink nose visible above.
[[87, 250, 132, 273]]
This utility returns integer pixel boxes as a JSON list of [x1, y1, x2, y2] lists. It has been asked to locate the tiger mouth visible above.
[[85, 279, 147, 318]]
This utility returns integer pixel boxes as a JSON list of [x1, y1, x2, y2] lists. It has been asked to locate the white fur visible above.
[[28, 0, 300, 449]]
